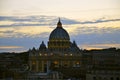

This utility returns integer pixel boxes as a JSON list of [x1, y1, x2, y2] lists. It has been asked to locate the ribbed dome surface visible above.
[[49, 27, 70, 40]]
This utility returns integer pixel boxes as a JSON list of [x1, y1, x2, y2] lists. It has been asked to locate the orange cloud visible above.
[[80, 43, 120, 50], [0, 46, 23, 49]]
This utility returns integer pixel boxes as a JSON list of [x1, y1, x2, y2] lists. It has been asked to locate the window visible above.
[[110, 77, 113, 80], [93, 77, 96, 80], [98, 77, 101, 80], [116, 77, 119, 80]]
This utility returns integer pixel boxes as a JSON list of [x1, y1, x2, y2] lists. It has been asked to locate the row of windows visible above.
[[93, 76, 119, 80], [48, 42, 70, 45], [90, 70, 120, 74], [39, 53, 73, 56]]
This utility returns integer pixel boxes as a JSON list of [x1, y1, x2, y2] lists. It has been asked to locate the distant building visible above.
[[85, 49, 120, 80], [86, 69, 120, 80]]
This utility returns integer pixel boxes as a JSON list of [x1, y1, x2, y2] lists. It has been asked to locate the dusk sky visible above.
[[0, 0, 120, 52]]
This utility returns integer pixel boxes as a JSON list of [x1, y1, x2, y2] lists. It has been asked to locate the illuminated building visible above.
[[28, 18, 82, 79]]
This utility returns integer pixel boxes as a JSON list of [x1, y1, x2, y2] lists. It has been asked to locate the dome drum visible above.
[[48, 41, 70, 49]]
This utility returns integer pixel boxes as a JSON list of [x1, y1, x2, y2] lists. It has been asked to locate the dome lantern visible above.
[[57, 18, 62, 28]]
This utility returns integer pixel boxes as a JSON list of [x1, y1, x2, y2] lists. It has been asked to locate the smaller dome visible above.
[[39, 41, 46, 50], [70, 41, 80, 54]]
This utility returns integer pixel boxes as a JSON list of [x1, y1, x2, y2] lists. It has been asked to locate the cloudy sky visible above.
[[0, 0, 120, 52]]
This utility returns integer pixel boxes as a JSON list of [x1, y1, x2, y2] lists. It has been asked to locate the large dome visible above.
[[49, 27, 70, 40], [49, 19, 70, 41], [48, 18, 71, 53]]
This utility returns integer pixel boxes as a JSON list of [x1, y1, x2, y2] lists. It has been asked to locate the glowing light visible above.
[[39, 53, 42, 56], [65, 54, 68, 56], [44, 54, 47, 56], [54, 61, 58, 64], [76, 62, 80, 65], [32, 62, 36, 64], [70, 54, 73, 56]]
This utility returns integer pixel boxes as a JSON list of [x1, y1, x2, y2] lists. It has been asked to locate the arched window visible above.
[[53, 61, 59, 68], [98, 77, 101, 80], [110, 77, 113, 80], [32, 62, 36, 71], [93, 76, 96, 80], [116, 77, 119, 80]]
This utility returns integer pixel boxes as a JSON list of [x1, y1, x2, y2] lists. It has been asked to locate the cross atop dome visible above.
[[57, 18, 62, 28]]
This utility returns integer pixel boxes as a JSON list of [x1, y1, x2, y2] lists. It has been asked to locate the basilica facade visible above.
[[28, 19, 82, 79]]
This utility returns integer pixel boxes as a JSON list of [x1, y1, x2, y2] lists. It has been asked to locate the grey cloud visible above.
[[0, 15, 120, 27], [0, 15, 61, 22], [79, 18, 120, 24], [0, 16, 32, 22], [73, 26, 120, 35], [71, 32, 120, 46], [0, 30, 14, 34], [0, 15, 79, 27], [0, 23, 49, 27]]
